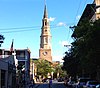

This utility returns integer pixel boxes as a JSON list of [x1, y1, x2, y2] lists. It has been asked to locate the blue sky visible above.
[[0, 0, 93, 62]]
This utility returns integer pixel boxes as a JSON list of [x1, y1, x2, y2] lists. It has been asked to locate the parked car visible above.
[[42, 78, 49, 83], [58, 77, 63, 82], [76, 77, 92, 88], [85, 80, 100, 88], [96, 84, 100, 88], [67, 80, 76, 88]]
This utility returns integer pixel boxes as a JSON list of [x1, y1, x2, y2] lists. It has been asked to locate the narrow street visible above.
[[34, 83, 67, 88]]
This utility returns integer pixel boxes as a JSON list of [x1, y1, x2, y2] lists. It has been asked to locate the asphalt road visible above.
[[35, 83, 67, 88]]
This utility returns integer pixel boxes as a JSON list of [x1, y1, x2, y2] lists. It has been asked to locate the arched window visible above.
[[45, 21, 47, 26], [44, 37, 48, 43]]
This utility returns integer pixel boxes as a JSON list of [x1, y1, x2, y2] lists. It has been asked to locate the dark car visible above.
[[42, 78, 49, 83], [76, 77, 92, 88], [58, 77, 63, 82]]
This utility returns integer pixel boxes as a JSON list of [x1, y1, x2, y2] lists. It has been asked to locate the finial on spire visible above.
[[43, 0, 48, 18]]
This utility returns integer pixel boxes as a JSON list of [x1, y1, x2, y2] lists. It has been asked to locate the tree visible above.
[[71, 19, 94, 76], [62, 51, 78, 77], [54, 64, 67, 78], [34, 59, 53, 78], [63, 19, 100, 79]]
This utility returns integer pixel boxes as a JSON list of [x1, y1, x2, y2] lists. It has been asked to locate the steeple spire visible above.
[[39, 0, 52, 62], [43, 0, 48, 18]]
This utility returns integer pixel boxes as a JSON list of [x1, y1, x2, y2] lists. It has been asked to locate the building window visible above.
[[4, 51, 12, 55], [97, 8, 100, 13], [44, 37, 48, 44], [18, 61, 25, 66], [45, 21, 47, 26], [16, 51, 25, 58], [20, 52, 25, 58], [0, 49, 2, 55], [4, 51, 9, 55]]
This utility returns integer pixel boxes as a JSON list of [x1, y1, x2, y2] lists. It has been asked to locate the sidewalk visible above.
[[28, 83, 40, 88], [34, 84, 40, 88]]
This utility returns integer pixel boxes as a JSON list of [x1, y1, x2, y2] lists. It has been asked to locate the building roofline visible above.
[[78, 4, 96, 25]]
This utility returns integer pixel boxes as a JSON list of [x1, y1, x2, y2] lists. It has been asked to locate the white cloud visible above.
[[49, 17, 55, 22], [57, 22, 65, 26], [76, 15, 81, 20]]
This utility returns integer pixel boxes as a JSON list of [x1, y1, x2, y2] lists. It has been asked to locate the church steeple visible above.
[[43, 5, 48, 18], [39, 1, 52, 62], [40, 3, 51, 49]]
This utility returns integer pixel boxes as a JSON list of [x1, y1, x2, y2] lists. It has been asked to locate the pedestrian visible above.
[[64, 77, 69, 87], [49, 78, 52, 88], [33, 79, 35, 86]]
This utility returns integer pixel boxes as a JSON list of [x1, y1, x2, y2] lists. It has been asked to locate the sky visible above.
[[0, 0, 94, 62]]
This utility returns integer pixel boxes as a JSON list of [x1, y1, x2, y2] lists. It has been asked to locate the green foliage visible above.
[[34, 59, 53, 78], [63, 19, 100, 78], [62, 51, 78, 77], [54, 64, 67, 77]]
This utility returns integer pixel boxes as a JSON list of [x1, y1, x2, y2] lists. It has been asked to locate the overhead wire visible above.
[[0, 23, 75, 34], [80, 0, 88, 14], [66, 0, 83, 44], [0, 28, 37, 33], [0, 26, 40, 31], [73, 0, 90, 24], [68, 0, 88, 44], [66, 0, 83, 45], [73, 0, 83, 23]]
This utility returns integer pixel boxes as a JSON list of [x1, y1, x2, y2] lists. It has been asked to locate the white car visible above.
[[96, 84, 100, 88]]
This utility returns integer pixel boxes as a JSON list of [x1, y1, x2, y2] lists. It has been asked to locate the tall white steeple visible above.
[[39, 0, 52, 62]]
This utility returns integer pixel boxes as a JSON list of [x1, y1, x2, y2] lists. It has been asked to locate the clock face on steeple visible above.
[[42, 51, 48, 56]]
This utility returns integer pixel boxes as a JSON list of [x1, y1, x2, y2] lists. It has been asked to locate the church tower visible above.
[[94, 0, 100, 19], [39, 3, 52, 62], [95, 0, 100, 19]]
